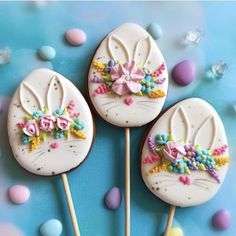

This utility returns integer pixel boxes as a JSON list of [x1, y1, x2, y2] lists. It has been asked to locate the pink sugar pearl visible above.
[[8, 185, 30, 204], [65, 28, 87, 46]]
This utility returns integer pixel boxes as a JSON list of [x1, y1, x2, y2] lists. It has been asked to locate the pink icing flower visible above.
[[110, 60, 144, 95], [163, 141, 186, 163], [40, 115, 56, 132], [23, 120, 40, 137], [17, 122, 25, 128], [57, 115, 72, 131]]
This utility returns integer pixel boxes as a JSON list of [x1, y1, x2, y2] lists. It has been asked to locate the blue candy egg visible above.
[[38, 46, 56, 61], [40, 219, 63, 236], [147, 23, 163, 40]]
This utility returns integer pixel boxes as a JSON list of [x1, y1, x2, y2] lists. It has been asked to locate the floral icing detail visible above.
[[144, 132, 230, 183], [23, 120, 40, 137], [91, 59, 166, 98], [110, 60, 144, 95], [155, 133, 168, 145], [163, 142, 186, 163], [40, 115, 56, 132], [143, 155, 160, 164], [17, 102, 86, 152]]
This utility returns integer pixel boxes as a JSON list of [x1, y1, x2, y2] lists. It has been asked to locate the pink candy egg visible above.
[[65, 28, 87, 46], [8, 185, 30, 204]]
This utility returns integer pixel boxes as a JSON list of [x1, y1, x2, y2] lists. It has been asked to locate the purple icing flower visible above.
[[163, 141, 186, 163], [23, 120, 40, 137], [40, 115, 56, 132], [57, 115, 72, 131], [110, 60, 144, 95], [184, 145, 196, 158]]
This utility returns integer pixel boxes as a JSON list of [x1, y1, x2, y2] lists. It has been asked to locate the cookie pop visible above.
[[8, 68, 94, 236], [140, 98, 229, 235], [88, 23, 168, 235]]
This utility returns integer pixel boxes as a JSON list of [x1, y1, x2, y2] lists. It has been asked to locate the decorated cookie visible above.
[[8, 69, 94, 176], [88, 23, 168, 127], [141, 98, 229, 207]]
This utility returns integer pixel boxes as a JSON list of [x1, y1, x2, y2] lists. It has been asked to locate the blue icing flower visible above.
[[73, 118, 85, 130], [54, 129, 64, 139], [22, 134, 30, 144], [172, 159, 187, 174], [141, 75, 155, 94], [155, 133, 168, 145], [195, 149, 216, 169], [53, 108, 64, 116], [32, 110, 43, 119]]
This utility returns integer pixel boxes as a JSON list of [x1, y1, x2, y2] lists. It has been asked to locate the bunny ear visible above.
[[107, 35, 131, 62], [193, 116, 217, 150], [133, 35, 152, 67], [47, 75, 65, 112], [20, 82, 43, 115], [169, 106, 190, 143]]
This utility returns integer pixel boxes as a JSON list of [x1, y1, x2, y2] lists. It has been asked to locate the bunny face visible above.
[[88, 23, 168, 127], [8, 69, 94, 176], [141, 98, 229, 207]]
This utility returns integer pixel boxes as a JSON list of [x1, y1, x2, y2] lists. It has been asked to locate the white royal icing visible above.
[[8, 68, 94, 176], [88, 23, 168, 127], [141, 98, 229, 207]]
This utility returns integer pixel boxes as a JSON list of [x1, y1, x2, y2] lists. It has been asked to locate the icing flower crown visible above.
[[91, 59, 166, 98], [144, 132, 229, 183], [17, 100, 86, 151]]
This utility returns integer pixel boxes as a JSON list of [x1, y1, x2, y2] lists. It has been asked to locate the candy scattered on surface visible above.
[[104, 186, 122, 210], [0, 47, 12, 64], [65, 28, 87, 46], [40, 219, 63, 236], [38, 46, 56, 61], [8, 185, 30, 204], [172, 60, 196, 86], [0, 223, 24, 236], [212, 209, 231, 230], [169, 227, 184, 236], [183, 29, 204, 45], [147, 23, 163, 40]]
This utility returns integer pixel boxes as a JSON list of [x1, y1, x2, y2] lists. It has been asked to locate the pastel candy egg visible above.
[[8, 185, 30, 204], [65, 28, 87, 46], [40, 219, 63, 236], [212, 209, 231, 230], [172, 60, 196, 86], [169, 227, 184, 236], [104, 186, 122, 210], [147, 23, 163, 40], [38, 46, 56, 61]]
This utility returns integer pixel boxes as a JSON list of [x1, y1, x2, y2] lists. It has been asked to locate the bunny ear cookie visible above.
[[8, 69, 94, 176], [88, 23, 168, 127], [141, 98, 229, 207]]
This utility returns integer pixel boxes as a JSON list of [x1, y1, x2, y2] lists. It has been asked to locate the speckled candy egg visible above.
[[88, 23, 168, 127], [141, 98, 229, 207], [8, 68, 94, 176]]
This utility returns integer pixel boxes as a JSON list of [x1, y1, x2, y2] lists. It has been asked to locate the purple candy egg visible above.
[[212, 209, 231, 230], [104, 186, 122, 210], [172, 60, 196, 86]]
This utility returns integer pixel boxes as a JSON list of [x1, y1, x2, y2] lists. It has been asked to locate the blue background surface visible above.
[[0, 1, 235, 236]]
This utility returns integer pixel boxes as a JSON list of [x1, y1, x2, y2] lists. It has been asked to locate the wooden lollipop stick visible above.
[[164, 205, 176, 236], [61, 173, 81, 236], [125, 127, 130, 236]]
